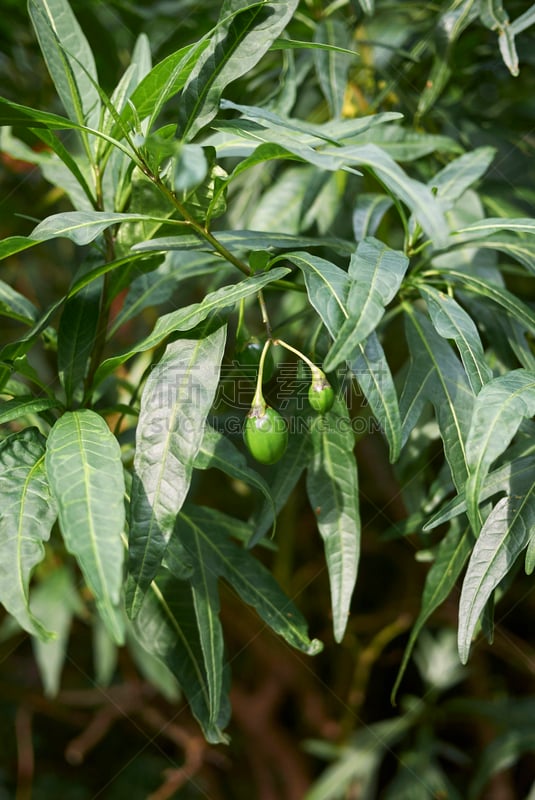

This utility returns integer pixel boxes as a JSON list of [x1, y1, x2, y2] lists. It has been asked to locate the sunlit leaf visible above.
[[46, 410, 125, 643], [126, 326, 227, 617]]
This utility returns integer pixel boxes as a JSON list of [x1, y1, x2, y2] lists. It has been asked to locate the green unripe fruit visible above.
[[308, 377, 335, 414], [235, 339, 275, 380], [243, 405, 288, 464]]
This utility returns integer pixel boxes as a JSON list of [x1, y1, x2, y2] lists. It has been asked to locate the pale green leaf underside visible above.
[[458, 486, 535, 663], [465, 369, 535, 531], [0, 428, 57, 640]]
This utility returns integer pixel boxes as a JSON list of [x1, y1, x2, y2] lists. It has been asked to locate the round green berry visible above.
[[243, 406, 288, 464], [308, 378, 335, 414]]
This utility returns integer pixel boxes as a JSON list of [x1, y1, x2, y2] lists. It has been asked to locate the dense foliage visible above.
[[0, 0, 534, 797]]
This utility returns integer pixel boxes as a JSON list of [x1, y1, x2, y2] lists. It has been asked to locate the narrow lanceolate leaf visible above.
[[480, 0, 519, 75], [173, 505, 323, 656], [430, 147, 495, 205], [454, 218, 535, 238], [324, 237, 409, 371], [285, 253, 402, 461], [313, 18, 353, 118], [28, 0, 101, 130], [424, 456, 535, 531], [168, 504, 322, 734], [420, 285, 493, 394], [446, 271, 535, 335], [404, 309, 475, 493], [127, 326, 227, 618], [95, 267, 289, 385], [465, 370, 535, 532], [58, 282, 101, 406], [391, 522, 473, 703], [351, 333, 402, 463], [352, 194, 393, 241], [306, 398, 360, 643], [458, 486, 535, 663], [0, 429, 57, 640], [0, 397, 61, 426], [456, 233, 535, 274], [285, 252, 349, 335], [179, 0, 299, 140], [46, 410, 126, 643], [193, 426, 274, 522], [0, 280, 39, 324], [132, 567, 230, 744], [30, 211, 173, 247]]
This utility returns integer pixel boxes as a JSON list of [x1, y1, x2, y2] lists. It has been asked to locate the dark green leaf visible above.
[[306, 397, 360, 642], [404, 309, 474, 493], [132, 567, 230, 744], [179, 0, 299, 140], [28, 0, 101, 130], [324, 237, 409, 370], [58, 282, 101, 406]]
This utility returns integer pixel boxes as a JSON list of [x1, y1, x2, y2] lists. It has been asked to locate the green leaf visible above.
[[285, 252, 349, 335], [391, 522, 473, 703], [306, 397, 360, 643], [313, 18, 353, 118], [126, 326, 227, 618], [0, 428, 57, 640], [0, 280, 39, 324], [0, 397, 61, 425], [352, 194, 393, 241], [510, 5, 535, 35], [324, 237, 409, 371], [168, 504, 321, 734], [445, 270, 535, 334], [95, 267, 289, 385], [424, 456, 535, 531], [28, 0, 101, 130], [132, 566, 230, 744], [404, 309, 474, 493], [419, 285, 493, 393], [454, 217, 535, 236], [465, 370, 535, 531], [57, 281, 101, 406], [351, 333, 402, 463], [179, 0, 299, 140], [458, 485, 535, 663], [430, 148, 496, 205], [132, 229, 353, 256], [480, 0, 519, 75], [173, 504, 323, 656], [331, 144, 448, 246], [193, 425, 274, 521], [108, 253, 222, 336], [31, 566, 81, 696], [46, 410, 126, 643], [126, 41, 208, 134], [30, 210, 177, 247]]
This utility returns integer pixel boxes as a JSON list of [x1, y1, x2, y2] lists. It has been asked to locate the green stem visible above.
[[273, 338, 323, 381], [252, 339, 273, 410]]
